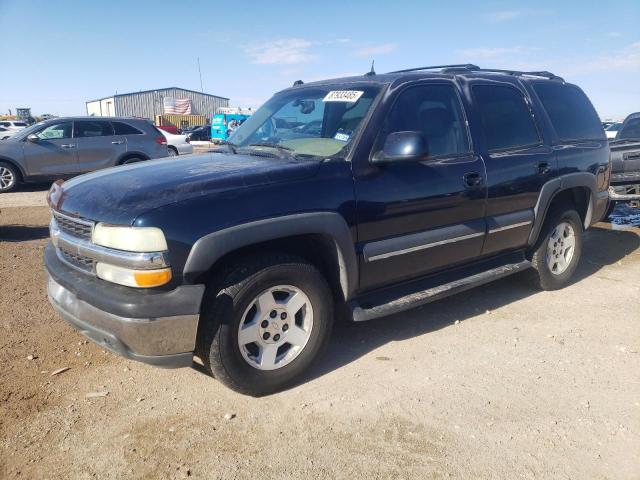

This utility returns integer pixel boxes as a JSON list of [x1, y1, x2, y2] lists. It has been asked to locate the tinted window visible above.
[[0, 122, 9, 127], [112, 121, 143, 135], [380, 84, 470, 157], [533, 82, 604, 141], [618, 119, 640, 140], [75, 121, 113, 137], [36, 122, 73, 140], [473, 85, 540, 151]]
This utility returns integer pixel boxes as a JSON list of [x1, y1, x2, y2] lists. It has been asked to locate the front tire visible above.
[[197, 254, 334, 396], [527, 207, 583, 291], [0, 161, 19, 193]]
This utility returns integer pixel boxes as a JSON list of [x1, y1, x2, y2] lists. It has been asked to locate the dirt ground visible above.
[[1, 191, 639, 479]]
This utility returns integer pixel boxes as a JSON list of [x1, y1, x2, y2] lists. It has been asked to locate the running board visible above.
[[350, 260, 531, 322]]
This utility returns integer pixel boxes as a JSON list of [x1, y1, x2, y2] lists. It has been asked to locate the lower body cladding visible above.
[[45, 244, 204, 368]]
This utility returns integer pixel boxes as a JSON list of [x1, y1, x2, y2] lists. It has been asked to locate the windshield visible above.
[[606, 122, 622, 131], [229, 85, 381, 158]]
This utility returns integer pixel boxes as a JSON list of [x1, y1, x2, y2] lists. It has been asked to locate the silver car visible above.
[[0, 117, 169, 192]]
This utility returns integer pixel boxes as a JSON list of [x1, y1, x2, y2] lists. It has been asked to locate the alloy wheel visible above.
[[0, 166, 15, 191], [546, 221, 576, 275], [237, 285, 314, 371]]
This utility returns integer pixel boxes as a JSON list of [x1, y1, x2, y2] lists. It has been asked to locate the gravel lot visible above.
[[1, 195, 639, 479]]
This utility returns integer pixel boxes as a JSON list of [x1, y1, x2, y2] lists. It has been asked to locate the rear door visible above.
[[22, 121, 79, 176], [467, 80, 552, 255], [74, 120, 125, 172], [354, 80, 488, 291]]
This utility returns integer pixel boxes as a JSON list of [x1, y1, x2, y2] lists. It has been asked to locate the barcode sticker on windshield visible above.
[[323, 90, 364, 103]]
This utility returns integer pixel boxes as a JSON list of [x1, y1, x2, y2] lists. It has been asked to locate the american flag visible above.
[[163, 97, 192, 115]]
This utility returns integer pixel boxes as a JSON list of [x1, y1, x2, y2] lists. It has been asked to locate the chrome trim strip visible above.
[[488, 221, 532, 234], [50, 220, 170, 270], [367, 231, 485, 262]]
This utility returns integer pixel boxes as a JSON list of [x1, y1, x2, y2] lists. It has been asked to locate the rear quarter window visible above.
[[532, 82, 604, 141]]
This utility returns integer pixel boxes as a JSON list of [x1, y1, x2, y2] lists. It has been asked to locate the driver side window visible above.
[[379, 84, 470, 157], [37, 122, 73, 140]]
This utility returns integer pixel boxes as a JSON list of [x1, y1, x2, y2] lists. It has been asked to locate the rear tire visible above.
[[0, 161, 19, 193], [168, 147, 178, 156], [197, 254, 334, 396], [526, 207, 583, 291]]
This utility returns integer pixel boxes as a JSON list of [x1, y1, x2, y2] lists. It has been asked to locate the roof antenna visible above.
[[365, 60, 376, 76]]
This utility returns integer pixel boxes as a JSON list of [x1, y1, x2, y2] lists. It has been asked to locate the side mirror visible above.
[[27, 134, 39, 142], [371, 131, 429, 164]]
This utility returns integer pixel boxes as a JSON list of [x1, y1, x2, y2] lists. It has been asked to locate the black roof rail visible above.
[[386, 64, 564, 81], [472, 68, 564, 81], [387, 64, 480, 74]]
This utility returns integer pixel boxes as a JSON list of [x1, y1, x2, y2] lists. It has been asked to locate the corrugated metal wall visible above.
[[113, 88, 228, 120]]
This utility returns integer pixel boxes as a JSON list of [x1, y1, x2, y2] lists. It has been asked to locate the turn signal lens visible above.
[[96, 263, 172, 288], [133, 269, 172, 287]]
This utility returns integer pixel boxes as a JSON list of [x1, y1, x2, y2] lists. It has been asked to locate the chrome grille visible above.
[[53, 211, 94, 240], [58, 245, 95, 273]]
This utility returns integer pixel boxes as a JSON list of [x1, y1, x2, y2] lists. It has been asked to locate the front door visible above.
[[354, 81, 488, 292], [74, 120, 126, 172], [23, 121, 78, 176]]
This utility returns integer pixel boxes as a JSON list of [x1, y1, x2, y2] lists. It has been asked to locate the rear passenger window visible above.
[[112, 122, 143, 135], [473, 85, 540, 151], [379, 84, 470, 157], [75, 121, 113, 137], [532, 82, 604, 141]]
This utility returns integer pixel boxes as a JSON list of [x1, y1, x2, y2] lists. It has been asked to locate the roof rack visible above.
[[388, 64, 480, 74], [387, 64, 564, 81]]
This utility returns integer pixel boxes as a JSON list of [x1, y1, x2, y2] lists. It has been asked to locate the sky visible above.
[[0, 0, 638, 119]]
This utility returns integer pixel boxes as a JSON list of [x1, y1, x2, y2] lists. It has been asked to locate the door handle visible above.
[[61, 144, 76, 148], [463, 172, 483, 188], [538, 162, 551, 175], [111, 141, 124, 145]]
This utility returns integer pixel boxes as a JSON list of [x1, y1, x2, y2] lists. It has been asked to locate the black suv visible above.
[[44, 65, 610, 395]]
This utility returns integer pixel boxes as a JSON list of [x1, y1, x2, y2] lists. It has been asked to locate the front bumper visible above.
[[45, 243, 205, 368]]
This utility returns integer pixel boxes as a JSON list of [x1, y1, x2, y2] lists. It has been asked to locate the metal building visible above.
[[85, 87, 229, 120]]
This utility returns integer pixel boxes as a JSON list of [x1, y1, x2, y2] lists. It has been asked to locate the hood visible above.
[[54, 152, 322, 224]]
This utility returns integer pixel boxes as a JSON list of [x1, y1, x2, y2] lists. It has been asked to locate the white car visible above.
[[0, 120, 28, 139], [159, 129, 194, 156]]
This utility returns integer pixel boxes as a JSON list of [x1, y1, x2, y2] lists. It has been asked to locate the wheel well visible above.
[[547, 187, 591, 226], [168, 145, 178, 154], [118, 153, 150, 165], [0, 157, 25, 181], [194, 234, 347, 303]]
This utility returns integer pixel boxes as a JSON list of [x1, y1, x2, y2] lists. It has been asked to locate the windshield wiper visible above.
[[243, 142, 297, 159]]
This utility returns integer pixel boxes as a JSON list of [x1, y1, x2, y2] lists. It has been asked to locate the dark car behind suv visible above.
[[44, 65, 610, 395], [0, 117, 168, 192], [608, 112, 640, 209]]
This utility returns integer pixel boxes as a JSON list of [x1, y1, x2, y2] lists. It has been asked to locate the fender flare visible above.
[[183, 212, 358, 300], [528, 172, 600, 246]]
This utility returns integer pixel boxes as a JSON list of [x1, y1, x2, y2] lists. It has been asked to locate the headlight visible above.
[[92, 224, 168, 252]]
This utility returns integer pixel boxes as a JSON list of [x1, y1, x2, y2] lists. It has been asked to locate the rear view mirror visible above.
[[371, 131, 429, 164], [27, 134, 39, 142]]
